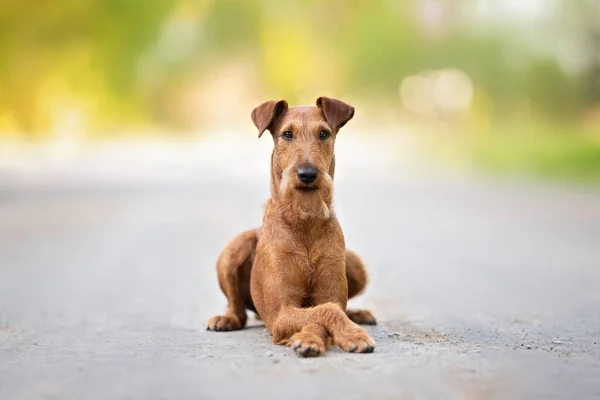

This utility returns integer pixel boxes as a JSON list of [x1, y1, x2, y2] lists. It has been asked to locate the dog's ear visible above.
[[251, 100, 288, 138], [316, 97, 355, 131]]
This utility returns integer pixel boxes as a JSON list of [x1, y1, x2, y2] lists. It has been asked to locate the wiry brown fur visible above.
[[207, 97, 376, 357]]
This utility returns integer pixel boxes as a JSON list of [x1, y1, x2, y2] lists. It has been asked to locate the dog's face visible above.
[[251, 97, 354, 219]]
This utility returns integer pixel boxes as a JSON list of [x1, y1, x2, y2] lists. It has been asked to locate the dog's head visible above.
[[251, 97, 354, 220]]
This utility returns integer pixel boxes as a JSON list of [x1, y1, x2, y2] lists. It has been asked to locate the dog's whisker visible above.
[[322, 171, 333, 186], [279, 164, 294, 195], [322, 202, 330, 219]]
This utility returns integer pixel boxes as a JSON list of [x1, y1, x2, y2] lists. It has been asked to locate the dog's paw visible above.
[[334, 327, 375, 353], [290, 331, 326, 358], [346, 309, 377, 325], [206, 314, 244, 331]]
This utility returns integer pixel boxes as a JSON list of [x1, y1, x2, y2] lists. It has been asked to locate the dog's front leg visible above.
[[310, 259, 377, 354], [254, 260, 370, 357], [271, 303, 375, 356]]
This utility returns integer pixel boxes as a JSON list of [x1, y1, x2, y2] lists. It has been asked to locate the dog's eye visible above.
[[282, 131, 293, 140], [319, 130, 330, 140]]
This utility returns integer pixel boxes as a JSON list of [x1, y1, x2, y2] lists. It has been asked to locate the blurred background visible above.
[[2, 3, 600, 397], [1, 0, 600, 180]]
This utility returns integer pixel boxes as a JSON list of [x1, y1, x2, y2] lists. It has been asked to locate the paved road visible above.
[[1, 134, 600, 399]]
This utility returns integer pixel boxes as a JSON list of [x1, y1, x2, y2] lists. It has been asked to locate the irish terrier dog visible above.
[[207, 97, 376, 357]]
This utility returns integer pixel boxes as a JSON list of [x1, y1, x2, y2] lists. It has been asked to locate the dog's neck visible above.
[[267, 151, 335, 228]]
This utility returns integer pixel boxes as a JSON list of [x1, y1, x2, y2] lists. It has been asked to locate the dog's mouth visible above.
[[295, 185, 318, 192]]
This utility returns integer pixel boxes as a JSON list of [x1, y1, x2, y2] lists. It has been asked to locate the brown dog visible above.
[[207, 97, 376, 357]]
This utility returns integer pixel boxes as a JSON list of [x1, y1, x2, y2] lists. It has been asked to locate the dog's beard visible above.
[[278, 166, 333, 220]]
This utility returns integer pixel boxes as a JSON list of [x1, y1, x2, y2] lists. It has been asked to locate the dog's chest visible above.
[[298, 244, 343, 301], [297, 248, 319, 287]]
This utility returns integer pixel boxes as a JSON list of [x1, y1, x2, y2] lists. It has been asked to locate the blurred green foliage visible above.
[[421, 122, 600, 181], [0, 0, 175, 134], [0, 0, 599, 140], [470, 128, 600, 181]]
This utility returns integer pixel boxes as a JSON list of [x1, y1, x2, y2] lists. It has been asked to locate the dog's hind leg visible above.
[[345, 249, 377, 325], [207, 229, 257, 331]]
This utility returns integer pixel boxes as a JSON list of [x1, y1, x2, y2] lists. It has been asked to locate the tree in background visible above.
[[0, 0, 598, 137]]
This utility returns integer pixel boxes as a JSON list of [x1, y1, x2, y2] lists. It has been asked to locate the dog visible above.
[[207, 97, 376, 357]]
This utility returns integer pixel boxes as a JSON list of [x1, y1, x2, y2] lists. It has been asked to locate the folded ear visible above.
[[316, 97, 355, 131], [251, 100, 288, 137]]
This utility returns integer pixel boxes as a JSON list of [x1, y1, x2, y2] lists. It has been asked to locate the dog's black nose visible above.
[[297, 166, 318, 184]]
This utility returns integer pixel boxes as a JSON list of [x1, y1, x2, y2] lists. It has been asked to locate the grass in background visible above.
[[423, 124, 600, 183]]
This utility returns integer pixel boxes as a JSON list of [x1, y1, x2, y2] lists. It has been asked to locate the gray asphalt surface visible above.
[[1, 134, 600, 399]]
